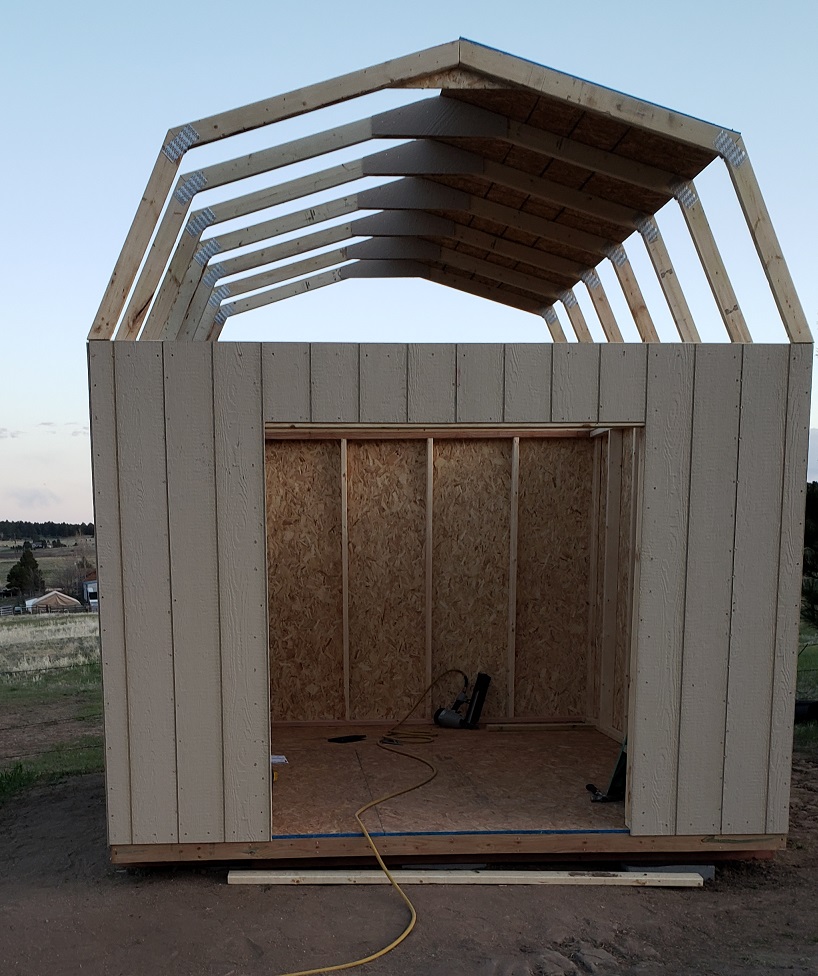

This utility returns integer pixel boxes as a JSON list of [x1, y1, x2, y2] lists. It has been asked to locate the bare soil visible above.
[[0, 698, 101, 761], [1, 755, 816, 976]]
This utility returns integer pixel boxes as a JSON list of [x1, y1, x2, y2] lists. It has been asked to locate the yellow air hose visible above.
[[276, 669, 469, 976]]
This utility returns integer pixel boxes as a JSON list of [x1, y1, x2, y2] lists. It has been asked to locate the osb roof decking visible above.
[[89, 39, 810, 345]]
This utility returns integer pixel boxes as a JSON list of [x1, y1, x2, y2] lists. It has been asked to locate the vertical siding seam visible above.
[[258, 342, 271, 836], [110, 344, 134, 844], [765, 346, 794, 833], [454, 344, 460, 423], [549, 342, 555, 422], [720, 343, 745, 832], [212, 345, 228, 842], [404, 343, 409, 423], [308, 343, 313, 423], [356, 344, 361, 422], [674, 343, 698, 832], [596, 344, 602, 423], [501, 344, 507, 423], [161, 345, 181, 844]]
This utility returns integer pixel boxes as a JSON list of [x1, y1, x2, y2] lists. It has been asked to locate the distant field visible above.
[[0, 540, 95, 601], [0, 614, 100, 673], [0, 613, 103, 801]]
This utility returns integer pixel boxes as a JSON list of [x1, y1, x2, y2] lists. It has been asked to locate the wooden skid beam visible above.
[[110, 832, 785, 864], [227, 868, 703, 887]]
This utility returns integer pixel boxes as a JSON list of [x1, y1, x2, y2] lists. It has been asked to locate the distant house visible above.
[[82, 569, 98, 607]]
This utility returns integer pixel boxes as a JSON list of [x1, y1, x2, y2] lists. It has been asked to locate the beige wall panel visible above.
[[504, 344, 552, 422], [408, 344, 456, 422], [432, 440, 511, 717], [360, 344, 408, 423], [768, 344, 813, 832], [676, 345, 741, 834], [262, 343, 310, 421], [599, 345, 647, 424], [722, 345, 788, 833], [598, 431, 623, 731], [514, 439, 594, 718], [163, 343, 225, 842], [214, 343, 270, 841], [266, 441, 345, 721], [311, 344, 359, 422], [88, 343, 131, 845], [629, 345, 694, 836], [585, 438, 605, 723], [114, 343, 177, 844], [612, 430, 635, 736], [457, 344, 504, 422], [552, 345, 600, 423], [347, 441, 427, 719]]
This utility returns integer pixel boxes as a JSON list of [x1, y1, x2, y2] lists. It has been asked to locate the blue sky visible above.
[[2, 0, 816, 522]]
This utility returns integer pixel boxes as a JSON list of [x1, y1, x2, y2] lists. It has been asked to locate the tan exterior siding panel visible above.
[[214, 343, 271, 841], [114, 343, 178, 844], [164, 343, 225, 842]]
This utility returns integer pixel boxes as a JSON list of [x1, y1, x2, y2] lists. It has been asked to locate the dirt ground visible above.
[[0, 756, 816, 976]]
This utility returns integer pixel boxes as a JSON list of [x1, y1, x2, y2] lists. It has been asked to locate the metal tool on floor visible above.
[[433, 672, 492, 729], [586, 738, 627, 803]]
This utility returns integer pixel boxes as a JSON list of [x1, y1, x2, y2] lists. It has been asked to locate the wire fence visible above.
[[0, 605, 98, 617]]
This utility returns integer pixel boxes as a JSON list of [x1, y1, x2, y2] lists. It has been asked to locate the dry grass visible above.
[[0, 615, 100, 675]]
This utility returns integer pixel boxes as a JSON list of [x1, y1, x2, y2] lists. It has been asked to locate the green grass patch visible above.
[[0, 661, 102, 708], [0, 735, 104, 803], [797, 619, 818, 700], [794, 722, 818, 757]]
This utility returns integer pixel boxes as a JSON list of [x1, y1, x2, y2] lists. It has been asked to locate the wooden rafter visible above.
[[90, 38, 809, 344]]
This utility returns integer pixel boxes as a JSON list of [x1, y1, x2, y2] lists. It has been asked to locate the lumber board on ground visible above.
[[227, 869, 703, 887]]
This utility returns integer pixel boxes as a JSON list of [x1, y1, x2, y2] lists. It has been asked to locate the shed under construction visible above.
[[88, 40, 812, 865]]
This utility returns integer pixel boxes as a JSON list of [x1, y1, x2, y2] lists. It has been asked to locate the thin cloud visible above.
[[71, 428, 90, 437], [8, 487, 60, 509], [0, 428, 23, 439], [37, 421, 57, 428]]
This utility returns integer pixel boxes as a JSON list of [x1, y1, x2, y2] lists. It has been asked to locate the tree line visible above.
[[0, 520, 94, 542]]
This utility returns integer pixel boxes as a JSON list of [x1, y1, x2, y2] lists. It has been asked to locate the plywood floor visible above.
[[270, 726, 625, 838]]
